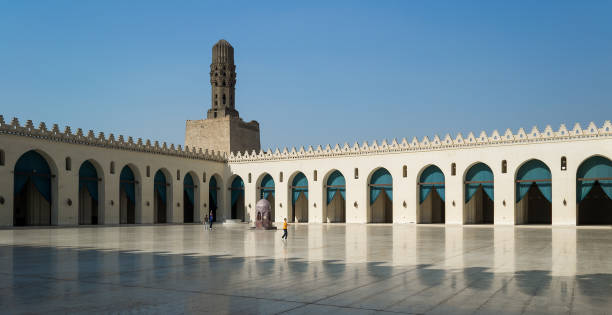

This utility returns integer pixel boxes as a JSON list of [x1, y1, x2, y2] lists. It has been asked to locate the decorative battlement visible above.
[[229, 121, 612, 163], [0, 115, 226, 162], [4, 115, 611, 165]]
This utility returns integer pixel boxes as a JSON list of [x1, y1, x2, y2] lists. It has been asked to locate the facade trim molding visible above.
[[229, 121, 612, 163], [4, 115, 611, 165], [0, 115, 226, 162]]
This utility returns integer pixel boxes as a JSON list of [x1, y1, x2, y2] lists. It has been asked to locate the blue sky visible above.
[[1, 1, 611, 150]]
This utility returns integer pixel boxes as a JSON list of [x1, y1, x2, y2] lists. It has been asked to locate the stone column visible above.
[[244, 173, 256, 223], [0, 159, 13, 226], [139, 170, 153, 224], [57, 165, 78, 225], [103, 164, 119, 224], [310, 169, 323, 223], [347, 168, 367, 223], [494, 162, 514, 225], [172, 171, 182, 223], [276, 171, 289, 224], [446, 163, 464, 224], [552, 162, 575, 225]]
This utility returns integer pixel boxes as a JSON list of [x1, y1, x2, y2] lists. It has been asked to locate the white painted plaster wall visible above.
[[2, 127, 612, 227]]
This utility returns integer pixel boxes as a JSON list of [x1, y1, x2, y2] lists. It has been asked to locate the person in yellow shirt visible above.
[[281, 218, 288, 240]]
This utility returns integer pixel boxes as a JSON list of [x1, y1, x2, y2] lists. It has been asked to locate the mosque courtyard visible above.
[[1, 224, 611, 314]]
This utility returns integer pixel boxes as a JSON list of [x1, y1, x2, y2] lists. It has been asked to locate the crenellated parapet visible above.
[[229, 121, 612, 163], [0, 115, 227, 162]]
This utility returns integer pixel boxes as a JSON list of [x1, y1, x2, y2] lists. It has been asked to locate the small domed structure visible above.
[[254, 199, 276, 229], [215, 39, 231, 46]]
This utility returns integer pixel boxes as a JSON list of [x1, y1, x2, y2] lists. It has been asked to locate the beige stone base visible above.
[[185, 116, 260, 156]]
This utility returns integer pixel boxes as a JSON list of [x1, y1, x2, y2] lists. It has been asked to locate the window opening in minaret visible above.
[[223, 94, 226, 105]]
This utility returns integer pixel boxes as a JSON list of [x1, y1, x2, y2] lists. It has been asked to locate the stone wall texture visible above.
[[185, 116, 260, 156]]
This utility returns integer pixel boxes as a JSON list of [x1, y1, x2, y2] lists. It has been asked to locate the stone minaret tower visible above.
[[208, 40, 239, 119], [185, 39, 261, 156]]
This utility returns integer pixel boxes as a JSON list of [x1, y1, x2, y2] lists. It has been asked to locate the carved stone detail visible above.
[[228, 121, 612, 163], [0, 116, 226, 162]]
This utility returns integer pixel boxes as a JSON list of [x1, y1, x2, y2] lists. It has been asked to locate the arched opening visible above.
[[259, 174, 275, 222], [325, 170, 346, 223], [515, 159, 552, 224], [209, 175, 220, 222], [576, 156, 612, 225], [464, 163, 494, 224], [13, 150, 52, 226], [369, 168, 392, 223], [78, 160, 100, 225], [418, 165, 445, 224], [230, 176, 245, 221], [183, 173, 195, 223], [154, 170, 169, 223], [120, 166, 136, 224], [290, 172, 308, 222]]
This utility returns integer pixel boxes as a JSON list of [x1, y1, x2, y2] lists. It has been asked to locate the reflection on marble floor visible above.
[[1, 224, 611, 314]]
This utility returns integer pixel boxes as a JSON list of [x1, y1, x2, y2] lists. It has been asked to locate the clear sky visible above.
[[1, 1, 611, 151]]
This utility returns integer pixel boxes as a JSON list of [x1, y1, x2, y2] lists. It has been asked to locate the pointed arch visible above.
[[230, 175, 245, 221], [208, 173, 223, 222], [368, 167, 392, 223], [289, 171, 308, 222], [576, 155, 612, 225], [183, 172, 198, 223], [119, 165, 137, 224], [417, 164, 445, 224], [324, 170, 346, 223], [78, 159, 103, 225], [515, 159, 552, 224], [464, 162, 494, 224], [13, 150, 55, 226], [154, 169, 171, 223], [259, 173, 275, 199], [257, 173, 275, 222]]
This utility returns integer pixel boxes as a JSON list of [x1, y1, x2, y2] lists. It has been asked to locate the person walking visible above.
[[203, 213, 209, 230], [281, 218, 288, 240], [209, 210, 214, 230]]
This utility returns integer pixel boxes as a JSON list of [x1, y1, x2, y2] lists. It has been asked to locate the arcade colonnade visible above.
[[228, 137, 612, 226], [0, 131, 227, 226], [2, 120, 612, 226]]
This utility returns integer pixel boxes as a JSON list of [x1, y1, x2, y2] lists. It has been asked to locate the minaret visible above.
[[208, 40, 239, 119], [185, 39, 261, 156]]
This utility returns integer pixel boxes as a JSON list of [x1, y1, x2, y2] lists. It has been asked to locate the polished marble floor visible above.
[[1, 224, 611, 314]]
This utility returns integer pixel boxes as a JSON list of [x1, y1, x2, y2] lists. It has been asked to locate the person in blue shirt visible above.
[[209, 210, 214, 230]]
